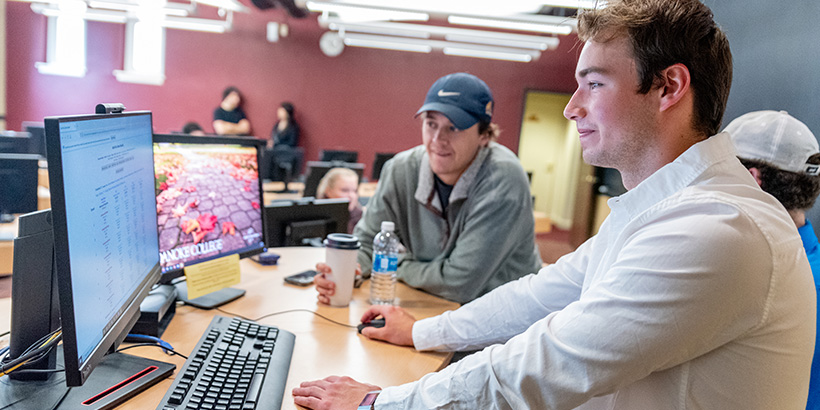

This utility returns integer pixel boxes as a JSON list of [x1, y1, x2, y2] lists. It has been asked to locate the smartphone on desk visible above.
[[284, 269, 318, 286]]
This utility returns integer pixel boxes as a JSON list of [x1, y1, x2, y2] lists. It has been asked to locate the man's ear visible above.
[[658, 63, 691, 112], [748, 167, 763, 187]]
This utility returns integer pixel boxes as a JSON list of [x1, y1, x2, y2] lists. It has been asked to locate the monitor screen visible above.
[[153, 134, 266, 282], [22, 121, 47, 157], [371, 152, 396, 181], [0, 131, 31, 154], [264, 197, 350, 247], [302, 160, 365, 198], [0, 153, 40, 217], [319, 149, 358, 163], [45, 111, 161, 386]]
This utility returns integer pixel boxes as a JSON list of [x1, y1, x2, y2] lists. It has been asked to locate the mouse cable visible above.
[[116, 342, 189, 360], [215, 307, 358, 329]]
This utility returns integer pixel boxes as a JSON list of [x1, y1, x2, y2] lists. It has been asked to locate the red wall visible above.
[[6, 2, 579, 173]]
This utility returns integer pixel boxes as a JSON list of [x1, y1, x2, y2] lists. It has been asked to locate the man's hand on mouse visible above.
[[314, 262, 361, 305], [359, 305, 416, 347]]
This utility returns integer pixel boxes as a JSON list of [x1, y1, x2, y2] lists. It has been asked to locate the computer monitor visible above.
[[0, 111, 175, 408], [371, 152, 396, 181], [0, 130, 31, 154], [319, 149, 358, 163], [152, 134, 266, 307], [22, 121, 47, 157], [264, 197, 350, 247], [302, 160, 365, 198], [0, 153, 40, 221]]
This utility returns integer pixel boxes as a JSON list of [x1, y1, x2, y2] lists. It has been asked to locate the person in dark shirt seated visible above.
[[213, 86, 251, 135], [269, 101, 299, 149]]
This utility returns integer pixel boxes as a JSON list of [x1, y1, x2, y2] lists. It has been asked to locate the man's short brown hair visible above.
[[577, 0, 732, 137]]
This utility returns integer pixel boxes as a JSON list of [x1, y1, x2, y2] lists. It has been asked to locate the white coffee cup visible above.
[[323, 233, 361, 307]]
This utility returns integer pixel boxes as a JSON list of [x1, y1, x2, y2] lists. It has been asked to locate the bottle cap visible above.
[[380, 221, 394, 232], [324, 233, 361, 250]]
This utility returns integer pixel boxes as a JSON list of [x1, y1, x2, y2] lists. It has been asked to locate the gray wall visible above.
[[707, 0, 820, 229]]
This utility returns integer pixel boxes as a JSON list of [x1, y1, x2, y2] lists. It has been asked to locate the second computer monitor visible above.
[[319, 149, 358, 163], [0, 131, 31, 154], [302, 160, 365, 198], [0, 153, 40, 219], [264, 198, 350, 247], [153, 134, 267, 283]]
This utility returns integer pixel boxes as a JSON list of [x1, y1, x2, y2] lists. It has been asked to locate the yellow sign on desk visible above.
[[184, 254, 240, 300]]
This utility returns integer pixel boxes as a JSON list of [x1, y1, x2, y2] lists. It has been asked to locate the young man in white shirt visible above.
[[292, 0, 816, 408]]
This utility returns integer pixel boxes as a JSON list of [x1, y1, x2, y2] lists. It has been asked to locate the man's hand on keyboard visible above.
[[359, 305, 416, 347], [293, 375, 380, 410]]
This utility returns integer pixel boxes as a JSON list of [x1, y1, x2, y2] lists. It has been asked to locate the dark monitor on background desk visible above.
[[0, 131, 30, 154], [302, 160, 365, 198], [22, 121, 47, 157], [319, 149, 358, 163], [0, 153, 40, 221], [371, 152, 396, 181], [264, 197, 350, 247], [152, 134, 266, 307], [0, 111, 174, 409]]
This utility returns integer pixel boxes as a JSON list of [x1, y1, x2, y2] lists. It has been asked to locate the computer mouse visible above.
[[357, 318, 386, 334]]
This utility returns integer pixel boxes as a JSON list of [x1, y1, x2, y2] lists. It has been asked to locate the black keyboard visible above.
[[156, 315, 295, 410]]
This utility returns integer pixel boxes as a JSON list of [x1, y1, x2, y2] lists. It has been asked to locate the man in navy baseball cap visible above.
[[416, 72, 494, 131], [310, 71, 541, 308]]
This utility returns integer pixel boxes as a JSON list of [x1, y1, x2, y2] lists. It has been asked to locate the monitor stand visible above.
[[0, 213, 14, 224], [173, 280, 245, 309], [0, 347, 175, 410]]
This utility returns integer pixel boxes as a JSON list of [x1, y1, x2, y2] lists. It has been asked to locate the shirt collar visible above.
[[607, 132, 736, 218]]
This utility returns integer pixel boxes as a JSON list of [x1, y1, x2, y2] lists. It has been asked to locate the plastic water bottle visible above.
[[370, 221, 399, 305]]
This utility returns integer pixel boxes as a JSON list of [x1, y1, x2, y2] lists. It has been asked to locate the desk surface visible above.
[[55, 246, 457, 409]]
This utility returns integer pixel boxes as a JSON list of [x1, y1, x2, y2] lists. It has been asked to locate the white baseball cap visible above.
[[723, 110, 820, 176]]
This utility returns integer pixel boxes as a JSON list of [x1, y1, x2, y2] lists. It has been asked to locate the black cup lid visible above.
[[323, 233, 361, 250]]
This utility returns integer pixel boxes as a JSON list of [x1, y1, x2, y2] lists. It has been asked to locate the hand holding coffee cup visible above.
[[322, 233, 361, 307]]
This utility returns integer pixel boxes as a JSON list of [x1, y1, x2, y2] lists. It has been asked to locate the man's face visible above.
[[563, 36, 659, 173], [421, 111, 488, 185]]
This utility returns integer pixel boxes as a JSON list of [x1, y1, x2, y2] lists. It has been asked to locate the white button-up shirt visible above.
[[376, 133, 816, 409]]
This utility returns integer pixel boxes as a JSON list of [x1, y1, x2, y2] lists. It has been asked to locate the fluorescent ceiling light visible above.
[[87, 0, 190, 16], [322, 18, 560, 50], [305, 1, 594, 16], [162, 16, 228, 32], [449, 15, 574, 35], [342, 33, 432, 53], [306, 1, 429, 22], [443, 47, 535, 62], [340, 32, 541, 61], [191, 0, 248, 13]]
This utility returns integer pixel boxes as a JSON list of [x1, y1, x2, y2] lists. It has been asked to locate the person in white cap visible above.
[[313, 72, 542, 304], [294, 0, 815, 409], [724, 110, 820, 410]]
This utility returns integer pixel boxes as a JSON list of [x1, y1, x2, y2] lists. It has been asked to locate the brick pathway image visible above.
[[154, 145, 263, 269]]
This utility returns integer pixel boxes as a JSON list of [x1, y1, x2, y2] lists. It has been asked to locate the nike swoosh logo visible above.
[[438, 90, 460, 97]]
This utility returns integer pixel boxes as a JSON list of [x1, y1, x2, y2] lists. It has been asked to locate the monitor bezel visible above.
[[45, 111, 162, 386], [152, 134, 267, 284]]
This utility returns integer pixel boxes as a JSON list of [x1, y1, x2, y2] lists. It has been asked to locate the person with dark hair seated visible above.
[[265, 102, 303, 191], [213, 86, 251, 136], [270, 101, 299, 149], [182, 121, 205, 136]]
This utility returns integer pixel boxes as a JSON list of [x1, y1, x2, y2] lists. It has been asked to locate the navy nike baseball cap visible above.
[[415, 72, 494, 130]]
